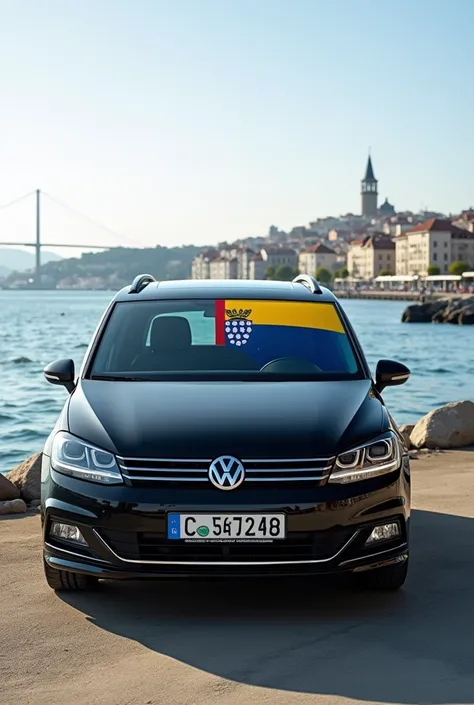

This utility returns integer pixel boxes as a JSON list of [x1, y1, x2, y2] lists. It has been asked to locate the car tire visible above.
[[356, 558, 408, 591], [43, 559, 99, 591]]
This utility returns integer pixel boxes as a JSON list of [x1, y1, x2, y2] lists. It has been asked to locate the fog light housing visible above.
[[50, 522, 87, 545], [365, 522, 400, 545]]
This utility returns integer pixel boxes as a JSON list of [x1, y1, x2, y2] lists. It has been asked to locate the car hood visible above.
[[67, 379, 387, 459]]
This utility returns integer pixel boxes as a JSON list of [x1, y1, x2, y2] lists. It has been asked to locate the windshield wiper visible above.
[[89, 375, 149, 381]]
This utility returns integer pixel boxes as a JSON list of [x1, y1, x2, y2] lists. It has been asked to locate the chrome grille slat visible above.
[[246, 466, 332, 474], [122, 475, 209, 482], [245, 476, 325, 482], [244, 458, 334, 464], [119, 455, 334, 486], [119, 465, 332, 475], [117, 456, 332, 464], [118, 465, 207, 473]]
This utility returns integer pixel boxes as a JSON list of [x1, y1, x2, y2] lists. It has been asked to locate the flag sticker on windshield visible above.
[[215, 299, 345, 345], [213, 299, 350, 371]]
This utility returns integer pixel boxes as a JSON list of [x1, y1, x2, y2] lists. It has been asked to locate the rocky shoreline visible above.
[[0, 453, 42, 515], [1, 400, 474, 516], [402, 296, 474, 324]]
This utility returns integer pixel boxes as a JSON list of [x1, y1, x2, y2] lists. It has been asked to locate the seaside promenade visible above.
[[335, 289, 471, 301]]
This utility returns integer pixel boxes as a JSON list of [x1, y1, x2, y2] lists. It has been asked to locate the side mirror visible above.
[[44, 359, 76, 393], [375, 359, 410, 394]]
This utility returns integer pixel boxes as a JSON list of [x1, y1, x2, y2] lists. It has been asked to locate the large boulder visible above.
[[410, 401, 474, 449], [402, 297, 474, 324], [451, 300, 474, 324], [0, 498, 28, 515], [435, 298, 474, 324], [398, 424, 415, 449], [459, 309, 474, 325], [0, 474, 21, 501], [401, 300, 447, 323], [6, 452, 42, 503], [432, 298, 461, 323]]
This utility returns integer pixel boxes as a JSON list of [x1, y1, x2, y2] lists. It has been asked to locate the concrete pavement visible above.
[[1, 450, 474, 705]]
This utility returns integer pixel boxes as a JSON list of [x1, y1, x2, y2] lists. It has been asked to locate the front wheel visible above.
[[356, 558, 408, 591], [43, 559, 99, 592]]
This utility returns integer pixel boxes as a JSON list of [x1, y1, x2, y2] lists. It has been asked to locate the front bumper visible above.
[[42, 458, 410, 579]]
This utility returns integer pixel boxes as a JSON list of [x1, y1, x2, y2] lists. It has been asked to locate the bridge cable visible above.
[[0, 191, 36, 211], [41, 191, 146, 247]]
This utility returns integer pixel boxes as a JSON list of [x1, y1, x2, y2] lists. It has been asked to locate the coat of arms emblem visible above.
[[224, 308, 253, 346]]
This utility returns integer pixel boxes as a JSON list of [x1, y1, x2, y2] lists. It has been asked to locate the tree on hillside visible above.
[[315, 267, 332, 284], [427, 265, 440, 276], [338, 267, 349, 279], [31, 245, 202, 288], [273, 264, 295, 281], [379, 269, 393, 276], [265, 265, 276, 280], [449, 260, 470, 276]]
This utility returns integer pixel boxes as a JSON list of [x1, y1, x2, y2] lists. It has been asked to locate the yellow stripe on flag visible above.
[[224, 300, 345, 334]]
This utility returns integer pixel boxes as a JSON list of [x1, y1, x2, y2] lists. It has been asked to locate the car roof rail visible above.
[[129, 273, 157, 294], [292, 274, 323, 295]]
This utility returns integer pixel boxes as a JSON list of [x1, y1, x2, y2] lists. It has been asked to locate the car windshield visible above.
[[88, 298, 363, 381]]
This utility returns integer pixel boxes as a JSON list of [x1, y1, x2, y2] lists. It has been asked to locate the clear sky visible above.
[[0, 0, 473, 256]]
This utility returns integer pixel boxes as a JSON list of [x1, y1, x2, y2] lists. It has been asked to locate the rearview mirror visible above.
[[44, 359, 76, 393], [375, 359, 410, 394]]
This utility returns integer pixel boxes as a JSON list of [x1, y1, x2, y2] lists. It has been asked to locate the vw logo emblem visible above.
[[208, 456, 245, 491]]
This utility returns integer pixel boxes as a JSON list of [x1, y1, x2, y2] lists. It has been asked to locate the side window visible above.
[[145, 311, 215, 346]]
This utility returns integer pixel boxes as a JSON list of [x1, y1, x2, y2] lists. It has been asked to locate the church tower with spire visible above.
[[361, 153, 378, 217]]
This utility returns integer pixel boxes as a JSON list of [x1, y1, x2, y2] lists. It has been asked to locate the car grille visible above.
[[98, 527, 355, 563], [117, 456, 335, 487]]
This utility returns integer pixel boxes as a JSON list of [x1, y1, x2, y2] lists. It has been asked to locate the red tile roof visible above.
[[349, 234, 394, 250], [350, 237, 367, 246], [302, 243, 336, 254], [405, 218, 466, 235]]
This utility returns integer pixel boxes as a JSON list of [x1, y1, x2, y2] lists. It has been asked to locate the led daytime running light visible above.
[[330, 435, 400, 484]]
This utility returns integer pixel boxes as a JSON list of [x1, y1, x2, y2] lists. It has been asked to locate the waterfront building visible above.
[[348, 233, 395, 279], [191, 250, 219, 279], [259, 247, 298, 273], [298, 243, 338, 276], [395, 218, 474, 276]]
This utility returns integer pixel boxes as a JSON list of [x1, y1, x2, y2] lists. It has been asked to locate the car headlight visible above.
[[329, 432, 400, 484], [51, 432, 123, 484]]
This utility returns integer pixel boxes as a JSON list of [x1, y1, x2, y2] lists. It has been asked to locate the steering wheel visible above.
[[260, 357, 322, 373]]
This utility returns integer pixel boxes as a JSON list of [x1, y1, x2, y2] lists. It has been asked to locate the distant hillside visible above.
[[6, 245, 203, 288], [0, 248, 62, 275]]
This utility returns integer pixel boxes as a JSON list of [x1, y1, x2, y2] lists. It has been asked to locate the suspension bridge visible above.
[[0, 189, 141, 285]]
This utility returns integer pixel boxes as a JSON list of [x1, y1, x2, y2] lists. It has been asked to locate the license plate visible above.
[[167, 513, 286, 541]]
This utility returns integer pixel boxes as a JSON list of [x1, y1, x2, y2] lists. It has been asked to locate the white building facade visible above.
[[395, 218, 474, 275], [298, 243, 338, 275]]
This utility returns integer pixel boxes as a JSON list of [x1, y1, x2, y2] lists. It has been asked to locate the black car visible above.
[[41, 274, 411, 592]]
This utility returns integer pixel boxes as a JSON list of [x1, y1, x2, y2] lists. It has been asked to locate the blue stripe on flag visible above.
[[226, 324, 355, 372]]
